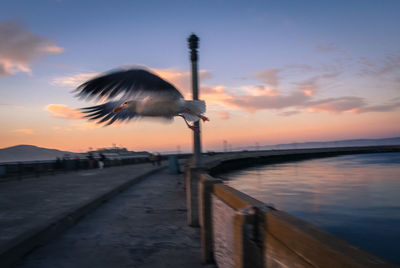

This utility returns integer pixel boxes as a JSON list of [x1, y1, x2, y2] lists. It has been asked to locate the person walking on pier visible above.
[[98, 153, 106, 169], [156, 153, 162, 166], [149, 154, 156, 166]]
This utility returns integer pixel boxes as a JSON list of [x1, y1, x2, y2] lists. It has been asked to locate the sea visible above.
[[224, 152, 400, 265]]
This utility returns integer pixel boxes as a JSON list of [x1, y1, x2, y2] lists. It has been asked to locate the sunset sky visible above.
[[1, 0, 399, 153]]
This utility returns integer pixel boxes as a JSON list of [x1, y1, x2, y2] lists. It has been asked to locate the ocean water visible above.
[[224, 153, 400, 265]]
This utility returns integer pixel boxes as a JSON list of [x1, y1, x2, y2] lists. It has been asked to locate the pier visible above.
[[0, 146, 399, 267]]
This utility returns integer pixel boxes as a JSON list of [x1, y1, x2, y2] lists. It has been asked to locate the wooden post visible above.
[[186, 167, 201, 226], [199, 175, 223, 263]]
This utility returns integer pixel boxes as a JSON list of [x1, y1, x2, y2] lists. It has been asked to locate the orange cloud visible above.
[[302, 89, 314, 97], [0, 20, 63, 76], [295, 72, 339, 97], [201, 85, 225, 95], [51, 72, 99, 87], [45, 104, 84, 120], [12, 129, 35, 135], [215, 111, 230, 120], [200, 85, 229, 104], [74, 121, 103, 130]]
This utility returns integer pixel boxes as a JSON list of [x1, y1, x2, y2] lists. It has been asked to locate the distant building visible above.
[[88, 146, 150, 159]]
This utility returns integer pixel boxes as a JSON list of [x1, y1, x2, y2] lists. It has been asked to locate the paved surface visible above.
[[15, 169, 215, 268], [0, 163, 165, 267]]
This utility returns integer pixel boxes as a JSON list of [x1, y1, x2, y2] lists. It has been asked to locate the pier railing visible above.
[[199, 174, 392, 267], [187, 146, 399, 267]]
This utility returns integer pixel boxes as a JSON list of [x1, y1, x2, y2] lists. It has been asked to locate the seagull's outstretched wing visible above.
[[81, 100, 137, 126], [76, 68, 183, 101]]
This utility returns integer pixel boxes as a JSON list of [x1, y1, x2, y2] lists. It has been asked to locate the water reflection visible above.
[[225, 153, 400, 265]]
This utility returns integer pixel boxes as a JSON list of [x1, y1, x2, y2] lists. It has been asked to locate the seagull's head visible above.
[[113, 101, 129, 113]]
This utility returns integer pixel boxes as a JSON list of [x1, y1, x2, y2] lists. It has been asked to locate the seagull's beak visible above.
[[113, 106, 123, 113]]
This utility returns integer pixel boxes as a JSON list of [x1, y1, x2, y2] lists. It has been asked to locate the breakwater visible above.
[[186, 145, 399, 267], [0, 157, 147, 180], [0, 154, 191, 181]]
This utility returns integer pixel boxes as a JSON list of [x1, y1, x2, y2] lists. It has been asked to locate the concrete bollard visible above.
[[168, 155, 180, 174]]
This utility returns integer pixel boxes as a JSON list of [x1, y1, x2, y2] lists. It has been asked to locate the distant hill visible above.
[[0, 145, 75, 163], [259, 137, 400, 150], [230, 137, 400, 151], [2, 137, 399, 163]]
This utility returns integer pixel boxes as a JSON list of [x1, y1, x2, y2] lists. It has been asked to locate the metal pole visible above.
[[188, 34, 202, 167]]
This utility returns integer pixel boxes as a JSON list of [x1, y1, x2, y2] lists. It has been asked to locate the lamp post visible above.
[[188, 34, 202, 168]]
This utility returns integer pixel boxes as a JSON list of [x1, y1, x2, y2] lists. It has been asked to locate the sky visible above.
[[0, 0, 399, 153]]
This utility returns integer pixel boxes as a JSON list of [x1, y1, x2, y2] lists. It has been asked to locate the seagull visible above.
[[75, 68, 209, 131]]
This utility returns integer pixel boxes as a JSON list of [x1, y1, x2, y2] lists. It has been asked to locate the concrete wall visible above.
[[187, 147, 399, 267]]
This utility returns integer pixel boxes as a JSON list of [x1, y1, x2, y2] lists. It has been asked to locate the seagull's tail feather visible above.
[[185, 100, 206, 114], [182, 100, 206, 122]]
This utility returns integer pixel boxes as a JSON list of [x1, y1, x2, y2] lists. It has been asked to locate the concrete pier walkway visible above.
[[13, 168, 213, 268], [0, 163, 210, 267]]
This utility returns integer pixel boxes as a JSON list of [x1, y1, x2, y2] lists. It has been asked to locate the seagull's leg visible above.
[[179, 115, 199, 131], [183, 109, 209, 122], [198, 115, 209, 122]]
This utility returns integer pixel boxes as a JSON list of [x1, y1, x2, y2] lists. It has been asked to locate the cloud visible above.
[[45, 105, 127, 129], [51, 72, 99, 87], [12, 129, 34, 135], [224, 91, 310, 112], [353, 98, 400, 113], [359, 55, 400, 76], [296, 79, 318, 97], [215, 111, 230, 120], [316, 43, 339, 53], [153, 66, 400, 117], [305, 96, 366, 113], [255, 68, 280, 87], [52, 126, 73, 132], [74, 121, 102, 130], [359, 57, 375, 67], [52, 65, 398, 119], [221, 86, 400, 115], [45, 104, 84, 120], [0, 20, 64, 76], [295, 72, 340, 96], [284, 64, 314, 72], [278, 110, 301, 117], [201, 85, 225, 95]]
